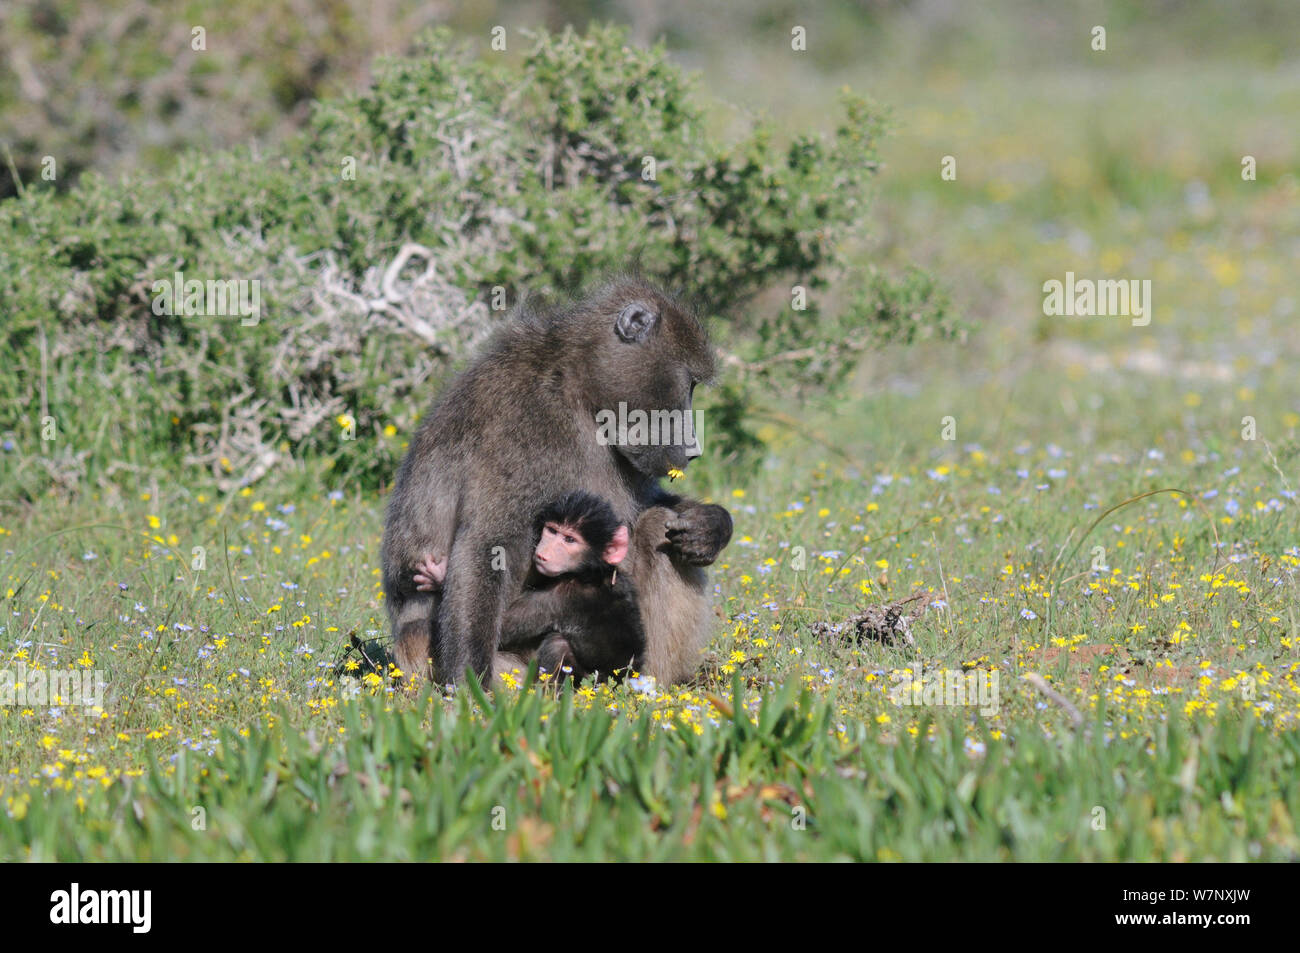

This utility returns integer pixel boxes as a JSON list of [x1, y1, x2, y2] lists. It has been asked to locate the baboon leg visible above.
[[392, 591, 437, 680], [632, 506, 711, 685], [536, 635, 581, 681], [492, 651, 531, 685]]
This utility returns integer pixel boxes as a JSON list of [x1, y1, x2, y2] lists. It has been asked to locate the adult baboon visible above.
[[381, 275, 732, 686]]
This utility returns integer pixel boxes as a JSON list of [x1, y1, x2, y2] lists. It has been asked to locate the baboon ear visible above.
[[603, 525, 630, 566], [614, 301, 658, 343]]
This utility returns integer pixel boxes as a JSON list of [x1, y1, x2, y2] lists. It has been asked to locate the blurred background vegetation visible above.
[[4, 0, 1297, 201]]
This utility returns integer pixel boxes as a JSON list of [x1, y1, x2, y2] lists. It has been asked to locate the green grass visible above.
[[4, 678, 1299, 861], [3, 20, 1299, 861]]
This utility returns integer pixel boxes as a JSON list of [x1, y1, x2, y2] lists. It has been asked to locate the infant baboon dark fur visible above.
[[381, 274, 732, 686], [498, 490, 645, 682], [411, 490, 645, 681]]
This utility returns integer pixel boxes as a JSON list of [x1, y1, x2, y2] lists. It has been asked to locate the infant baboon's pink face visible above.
[[533, 522, 589, 577]]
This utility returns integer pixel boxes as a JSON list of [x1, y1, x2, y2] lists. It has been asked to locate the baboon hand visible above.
[[413, 553, 447, 591], [664, 503, 732, 566]]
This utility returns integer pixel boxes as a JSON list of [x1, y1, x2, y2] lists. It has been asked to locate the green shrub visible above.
[[0, 25, 949, 497]]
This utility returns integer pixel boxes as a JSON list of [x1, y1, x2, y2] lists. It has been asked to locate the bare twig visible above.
[[1021, 672, 1085, 729]]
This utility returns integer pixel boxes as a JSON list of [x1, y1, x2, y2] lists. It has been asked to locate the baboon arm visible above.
[[630, 506, 672, 569], [434, 556, 504, 684], [499, 589, 568, 651], [646, 494, 733, 566]]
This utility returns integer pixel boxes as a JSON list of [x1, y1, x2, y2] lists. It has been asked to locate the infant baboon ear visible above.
[[602, 524, 630, 565], [614, 301, 658, 343]]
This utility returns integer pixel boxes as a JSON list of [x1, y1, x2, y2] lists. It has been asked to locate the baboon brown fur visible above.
[[380, 275, 733, 686]]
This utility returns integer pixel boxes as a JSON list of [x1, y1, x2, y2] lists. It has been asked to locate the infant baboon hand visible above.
[[413, 553, 447, 591], [664, 503, 733, 566]]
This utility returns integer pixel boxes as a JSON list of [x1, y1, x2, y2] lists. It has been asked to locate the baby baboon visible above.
[[428, 491, 646, 682], [381, 274, 733, 686]]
